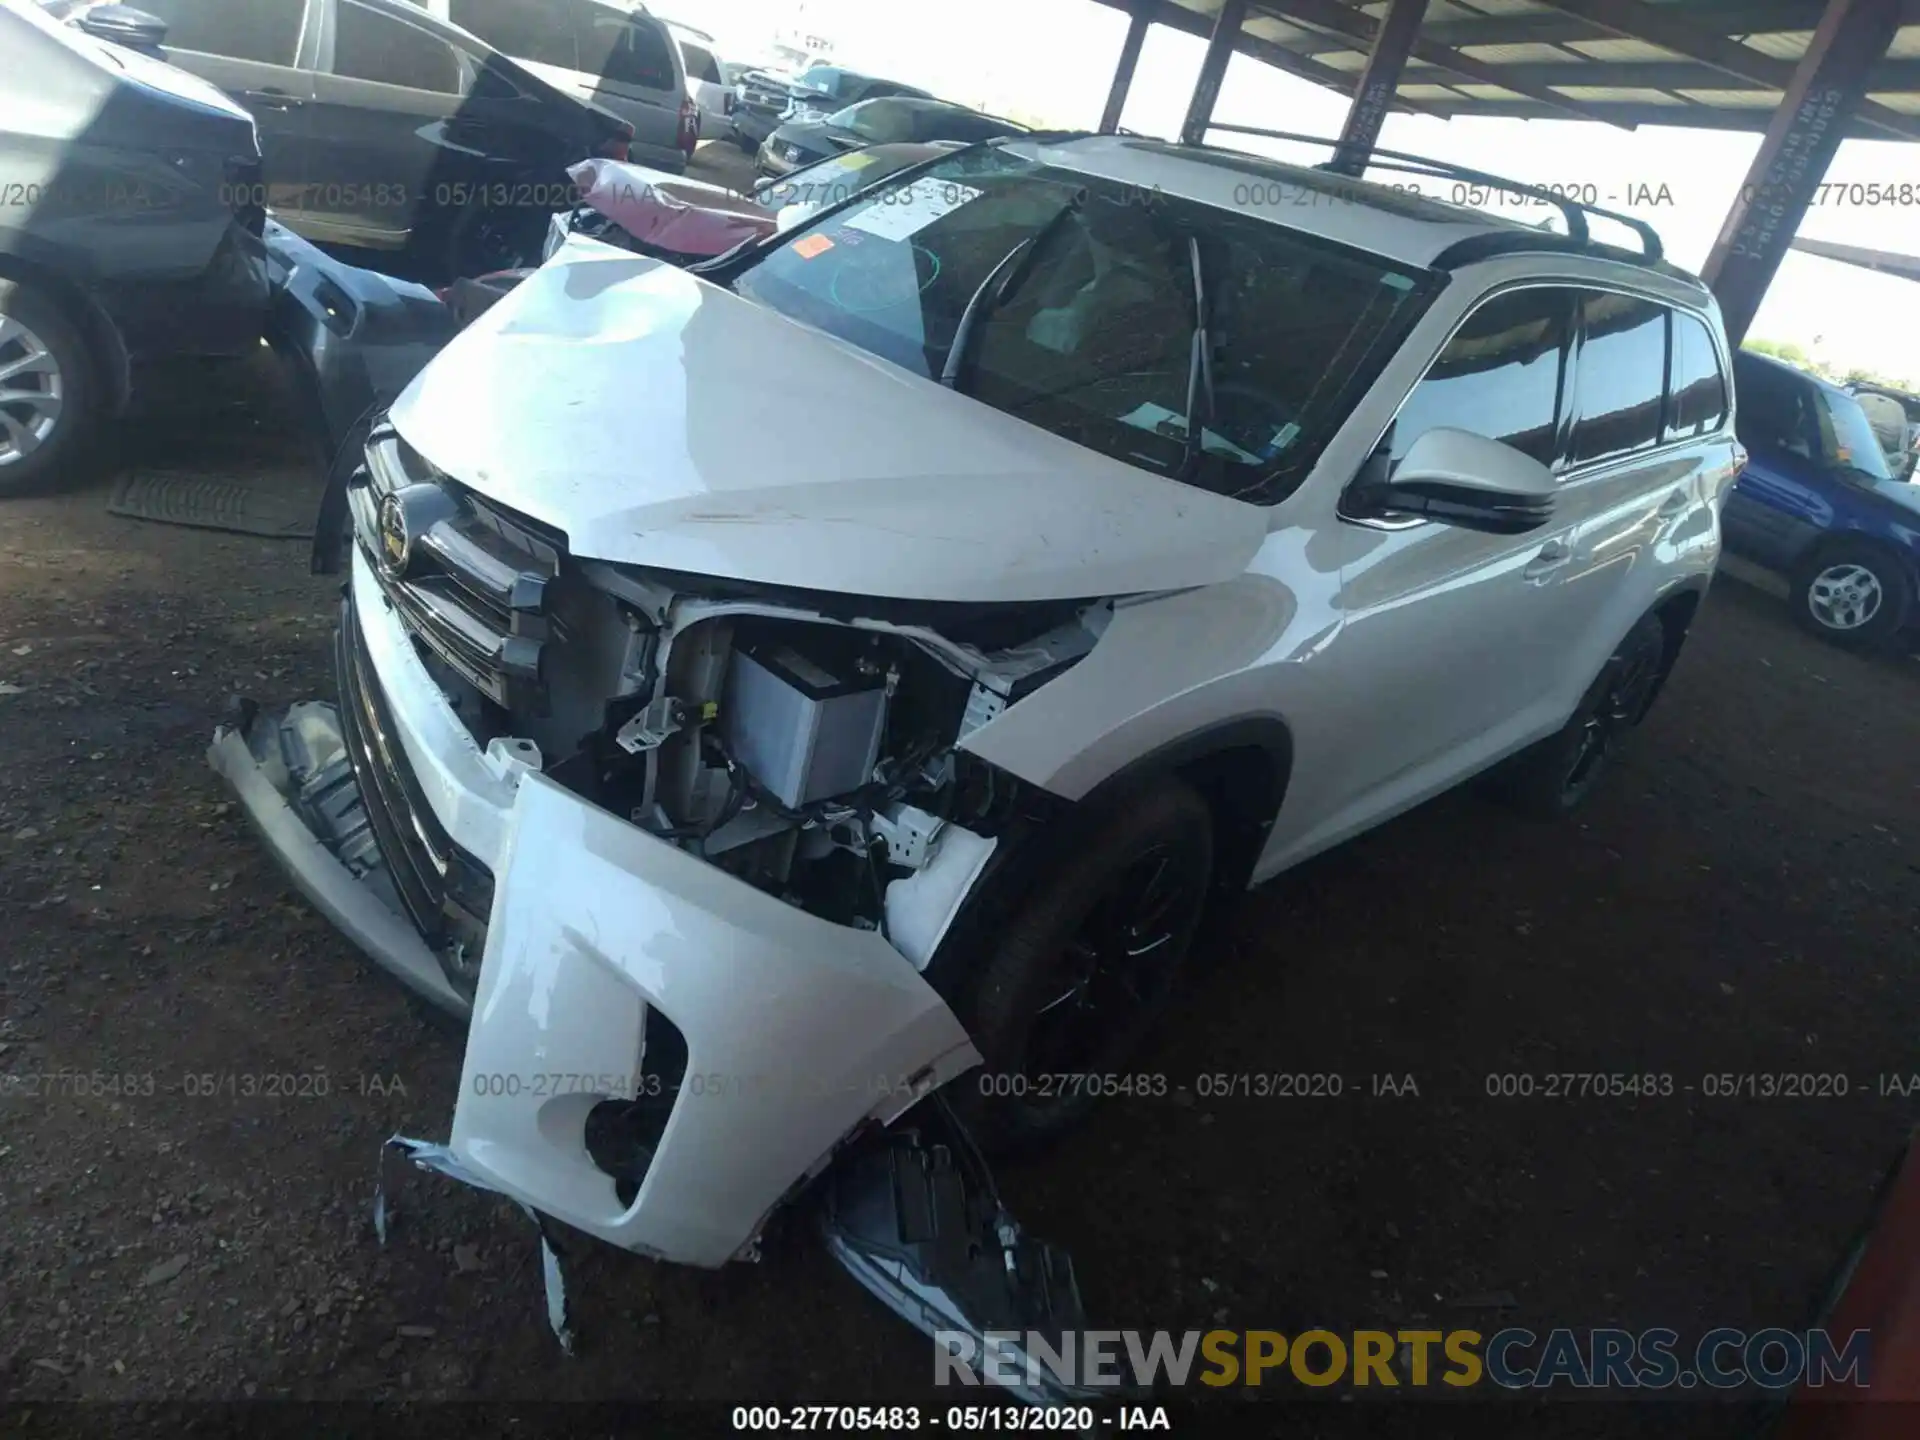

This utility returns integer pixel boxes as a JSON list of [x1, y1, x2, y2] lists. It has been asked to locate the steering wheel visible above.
[[1208, 380, 1299, 458], [825, 241, 942, 314]]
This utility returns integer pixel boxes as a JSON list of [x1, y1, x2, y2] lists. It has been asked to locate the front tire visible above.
[[0, 279, 96, 497], [1489, 611, 1668, 820], [1791, 541, 1911, 651], [945, 777, 1214, 1154]]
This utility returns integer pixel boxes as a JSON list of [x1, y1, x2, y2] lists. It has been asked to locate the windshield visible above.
[[731, 147, 1435, 501], [759, 146, 929, 227], [1815, 387, 1895, 481], [795, 64, 856, 98], [826, 99, 915, 143]]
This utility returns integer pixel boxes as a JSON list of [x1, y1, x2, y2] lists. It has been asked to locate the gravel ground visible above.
[[2, 321, 1917, 1434]]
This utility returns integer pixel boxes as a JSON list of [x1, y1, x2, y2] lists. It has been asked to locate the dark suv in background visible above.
[[52, 0, 635, 281], [1724, 350, 1920, 651], [730, 63, 928, 152], [0, 0, 269, 494], [756, 97, 1025, 177]]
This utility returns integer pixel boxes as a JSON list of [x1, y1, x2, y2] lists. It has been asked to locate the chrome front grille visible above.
[[337, 599, 494, 960], [351, 425, 561, 715]]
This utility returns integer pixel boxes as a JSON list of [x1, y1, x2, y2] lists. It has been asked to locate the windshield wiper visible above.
[[939, 197, 1081, 393], [1178, 232, 1216, 483]]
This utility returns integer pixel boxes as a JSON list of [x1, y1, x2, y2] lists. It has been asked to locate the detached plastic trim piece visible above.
[[208, 725, 472, 1021]]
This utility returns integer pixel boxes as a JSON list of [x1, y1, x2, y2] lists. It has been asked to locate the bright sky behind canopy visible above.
[[677, 0, 1920, 382]]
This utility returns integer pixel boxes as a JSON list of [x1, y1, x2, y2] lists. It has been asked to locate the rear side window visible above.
[[680, 40, 721, 85], [1388, 287, 1573, 467], [1569, 292, 1666, 466], [920, 110, 1016, 143], [451, 0, 575, 70], [143, 0, 303, 65], [1665, 311, 1729, 441], [576, 10, 676, 90], [335, 0, 463, 92], [1733, 357, 1812, 456]]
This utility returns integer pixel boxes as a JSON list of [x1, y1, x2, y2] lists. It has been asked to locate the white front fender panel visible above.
[[449, 771, 981, 1267]]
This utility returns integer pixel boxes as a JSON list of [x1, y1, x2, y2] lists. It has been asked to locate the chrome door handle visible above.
[[1523, 539, 1573, 583], [1657, 488, 1691, 519], [244, 89, 305, 111]]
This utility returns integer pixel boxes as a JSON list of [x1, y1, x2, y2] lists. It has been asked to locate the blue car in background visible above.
[[1723, 350, 1920, 651]]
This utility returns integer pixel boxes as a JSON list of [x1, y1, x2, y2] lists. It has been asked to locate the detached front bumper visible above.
[[210, 552, 982, 1267]]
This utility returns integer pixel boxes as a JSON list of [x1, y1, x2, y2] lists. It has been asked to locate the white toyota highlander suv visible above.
[[212, 132, 1742, 1378]]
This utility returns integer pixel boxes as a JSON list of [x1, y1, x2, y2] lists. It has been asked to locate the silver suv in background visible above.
[[1849, 383, 1920, 481], [664, 19, 731, 139]]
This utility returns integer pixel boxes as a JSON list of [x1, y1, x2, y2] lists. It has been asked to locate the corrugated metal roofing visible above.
[[1094, 0, 1920, 141]]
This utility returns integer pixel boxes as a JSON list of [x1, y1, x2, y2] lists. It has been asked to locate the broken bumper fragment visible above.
[[209, 553, 983, 1267]]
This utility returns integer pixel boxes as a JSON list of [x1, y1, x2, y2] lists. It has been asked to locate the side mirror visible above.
[[1352, 427, 1556, 535], [78, 4, 170, 57]]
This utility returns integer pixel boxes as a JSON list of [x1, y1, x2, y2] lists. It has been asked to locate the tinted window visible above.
[[734, 147, 1432, 500], [1389, 287, 1572, 467], [679, 40, 720, 85], [1665, 311, 1728, 442], [144, 0, 302, 64], [1818, 387, 1895, 479], [451, 0, 575, 69], [1853, 391, 1909, 454], [1570, 292, 1667, 466], [831, 99, 916, 144], [917, 110, 1017, 143], [1733, 356, 1812, 456], [576, 9, 676, 90], [335, 0, 463, 91], [796, 66, 860, 101], [1732, 358, 1892, 480]]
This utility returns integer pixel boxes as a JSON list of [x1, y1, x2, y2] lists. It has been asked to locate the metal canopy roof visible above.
[[1791, 235, 1920, 277], [1094, 0, 1920, 140]]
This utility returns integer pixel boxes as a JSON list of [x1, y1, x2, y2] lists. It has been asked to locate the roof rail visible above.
[[1198, 124, 1665, 265]]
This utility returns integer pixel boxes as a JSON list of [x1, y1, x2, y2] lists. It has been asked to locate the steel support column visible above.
[[1180, 0, 1250, 145], [1701, 0, 1904, 344], [1100, 7, 1152, 133], [1327, 0, 1431, 175]]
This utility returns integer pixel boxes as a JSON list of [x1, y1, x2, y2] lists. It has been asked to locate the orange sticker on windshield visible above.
[[793, 233, 835, 259]]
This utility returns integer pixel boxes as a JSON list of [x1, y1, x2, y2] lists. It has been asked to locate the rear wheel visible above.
[[1791, 541, 1911, 651], [0, 279, 96, 497], [946, 777, 1214, 1154], [1489, 612, 1668, 820]]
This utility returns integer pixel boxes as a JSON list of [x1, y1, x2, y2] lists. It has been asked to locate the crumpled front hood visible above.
[[387, 242, 1266, 604]]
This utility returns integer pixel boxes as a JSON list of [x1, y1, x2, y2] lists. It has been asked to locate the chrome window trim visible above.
[[1336, 275, 1733, 532]]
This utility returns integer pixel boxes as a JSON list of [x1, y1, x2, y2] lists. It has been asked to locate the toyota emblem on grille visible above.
[[377, 493, 412, 578]]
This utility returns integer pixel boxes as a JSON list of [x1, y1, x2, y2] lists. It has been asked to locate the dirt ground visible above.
[[3, 261, 1919, 1435]]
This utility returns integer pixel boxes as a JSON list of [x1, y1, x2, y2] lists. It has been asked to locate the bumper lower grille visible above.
[[337, 599, 494, 962]]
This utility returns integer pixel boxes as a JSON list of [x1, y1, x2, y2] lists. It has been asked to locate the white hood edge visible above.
[[387, 242, 1267, 605]]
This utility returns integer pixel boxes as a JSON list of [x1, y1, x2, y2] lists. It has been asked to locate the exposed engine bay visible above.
[[376, 448, 1111, 965], [208, 413, 1161, 1402]]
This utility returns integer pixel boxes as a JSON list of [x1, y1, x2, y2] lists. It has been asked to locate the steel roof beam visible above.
[[1258, 0, 1639, 127], [1528, 0, 1920, 138], [1286, 0, 1920, 55], [1704, 0, 1908, 342]]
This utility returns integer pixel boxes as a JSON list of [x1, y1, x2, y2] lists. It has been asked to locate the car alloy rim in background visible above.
[[0, 316, 64, 467], [1806, 562, 1884, 632]]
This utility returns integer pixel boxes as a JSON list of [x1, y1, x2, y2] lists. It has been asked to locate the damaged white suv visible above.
[[212, 133, 1741, 1371]]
